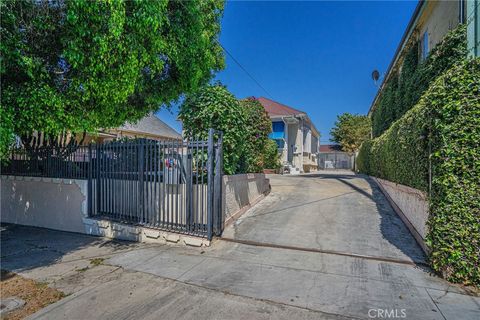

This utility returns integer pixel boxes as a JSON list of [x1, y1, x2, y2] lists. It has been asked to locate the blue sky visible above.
[[157, 0, 417, 142]]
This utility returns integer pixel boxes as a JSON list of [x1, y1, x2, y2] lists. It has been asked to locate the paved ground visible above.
[[2, 173, 479, 319], [224, 171, 425, 263]]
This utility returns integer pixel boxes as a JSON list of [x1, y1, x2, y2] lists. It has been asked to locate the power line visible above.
[[219, 42, 274, 99], [176, 0, 274, 99]]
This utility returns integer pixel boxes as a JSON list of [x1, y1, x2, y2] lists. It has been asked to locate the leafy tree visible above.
[[330, 113, 371, 153], [238, 98, 272, 172], [0, 0, 225, 157], [179, 84, 247, 175]]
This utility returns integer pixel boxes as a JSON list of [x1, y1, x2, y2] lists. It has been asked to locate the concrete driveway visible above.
[[2, 173, 480, 319], [223, 171, 425, 263]]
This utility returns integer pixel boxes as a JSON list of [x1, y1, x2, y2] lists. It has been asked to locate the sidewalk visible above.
[[2, 223, 479, 320]]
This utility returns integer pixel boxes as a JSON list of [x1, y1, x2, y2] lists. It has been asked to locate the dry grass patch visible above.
[[1, 270, 64, 320]]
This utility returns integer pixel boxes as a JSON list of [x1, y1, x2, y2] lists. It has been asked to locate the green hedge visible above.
[[358, 102, 429, 191], [358, 59, 480, 286], [372, 24, 467, 137]]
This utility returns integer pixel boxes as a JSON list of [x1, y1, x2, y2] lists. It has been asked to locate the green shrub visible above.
[[359, 101, 429, 191], [372, 24, 467, 137], [263, 139, 281, 170], [180, 86, 276, 175], [358, 59, 480, 286], [179, 85, 247, 175], [238, 98, 272, 173]]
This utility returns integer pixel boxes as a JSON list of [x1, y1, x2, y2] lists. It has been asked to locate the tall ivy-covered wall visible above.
[[358, 59, 480, 286], [371, 25, 468, 137]]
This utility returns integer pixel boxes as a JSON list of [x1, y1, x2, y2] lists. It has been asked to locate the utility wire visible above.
[[219, 42, 274, 100], [176, 0, 274, 99]]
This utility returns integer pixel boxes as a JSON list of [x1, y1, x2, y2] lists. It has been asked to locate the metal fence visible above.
[[1, 145, 90, 179], [318, 152, 354, 170], [1, 130, 224, 239]]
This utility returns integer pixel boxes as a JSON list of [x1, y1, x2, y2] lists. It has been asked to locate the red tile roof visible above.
[[319, 144, 342, 152], [256, 97, 305, 117]]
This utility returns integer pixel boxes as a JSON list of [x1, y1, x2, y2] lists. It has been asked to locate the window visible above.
[[269, 121, 285, 139], [420, 31, 429, 61]]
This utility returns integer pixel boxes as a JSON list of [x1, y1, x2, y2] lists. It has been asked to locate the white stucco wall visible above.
[[223, 173, 270, 226], [1, 176, 88, 233], [418, 0, 460, 54]]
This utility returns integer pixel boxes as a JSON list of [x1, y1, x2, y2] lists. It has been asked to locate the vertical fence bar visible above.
[[114, 142, 118, 219], [102, 143, 106, 214], [88, 144, 93, 217], [165, 141, 171, 228], [195, 137, 200, 233], [96, 144, 101, 215], [160, 141, 165, 227], [186, 140, 192, 231], [138, 140, 145, 224], [206, 129, 214, 240], [109, 143, 113, 219], [107, 143, 111, 219], [200, 138, 205, 234], [175, 139, 179, 229], [145, 140, 149, 224], [213, 132, 223, 235], [154, 141, 158, 226]]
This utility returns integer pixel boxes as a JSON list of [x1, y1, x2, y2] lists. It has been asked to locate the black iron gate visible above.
[[88, 129, 223, 240]]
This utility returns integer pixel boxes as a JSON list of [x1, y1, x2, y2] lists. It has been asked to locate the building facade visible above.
[[369, 0, 467, 116], [257, 97, 320, 174]]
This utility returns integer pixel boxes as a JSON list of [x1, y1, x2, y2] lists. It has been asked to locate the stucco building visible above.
[[257, 97, 320, 173], [369, 0, 467, 116]]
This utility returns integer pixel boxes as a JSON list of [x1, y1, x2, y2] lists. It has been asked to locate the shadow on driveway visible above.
[[0, 224, 137, 272], [288, 172, 426, 264]]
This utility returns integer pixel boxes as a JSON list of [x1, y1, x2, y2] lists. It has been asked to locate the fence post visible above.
[[138, 140, 145, 223], [88, 144, 93, 217], [185, 141, 193, 230], [206, 129, 215, 240], [96, 144, 101, 215], [213, 132, 223, 235]]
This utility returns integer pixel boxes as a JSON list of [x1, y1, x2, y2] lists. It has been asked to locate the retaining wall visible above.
[[372, 177, 429, 253], [1, 173, 270, 244], [0, 176, 88, 233], [222, 173, 270, 227]]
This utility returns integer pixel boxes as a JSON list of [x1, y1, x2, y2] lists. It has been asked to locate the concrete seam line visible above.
[[424, 287, 448, 320], [219, 237, 429, 267]]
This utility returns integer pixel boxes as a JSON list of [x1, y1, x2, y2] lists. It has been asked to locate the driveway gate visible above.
[[88, 129, 223, 240]]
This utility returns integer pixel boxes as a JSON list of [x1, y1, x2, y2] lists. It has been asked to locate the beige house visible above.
[[257, 97, 320, 174], [369, 0, 466, 115], [86, 113, 182, 144]]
